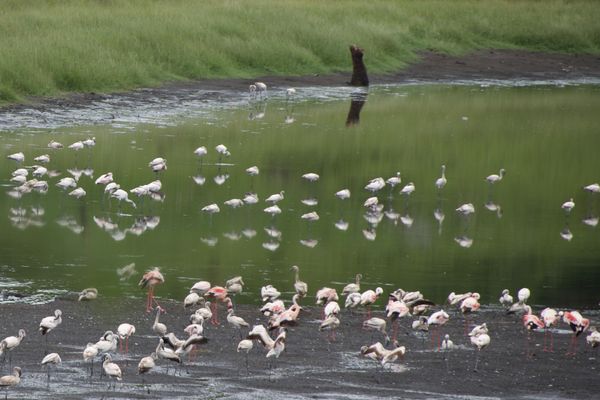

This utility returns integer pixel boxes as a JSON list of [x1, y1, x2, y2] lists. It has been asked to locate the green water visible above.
[[1, 84, 599, 308]]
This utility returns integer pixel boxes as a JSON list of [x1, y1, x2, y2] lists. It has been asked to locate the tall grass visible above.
[[1, 0, 599, 102]]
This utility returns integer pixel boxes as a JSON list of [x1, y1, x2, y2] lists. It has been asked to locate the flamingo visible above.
[[427, 310, 450, 349], [361, 342, 406, 370], [41, 352, 61, 384], [33, 154, 50, 163], [117, 323, 136, 354], [261, 285, 281, 302], [460, 293, 480, 334], [266, 328, 287, 368], [227, 307, 250, 339], [583, 183, 600, 193], [205, 286, 229, 324], [363, 318, 390, 344], [441, 334, 455, 350], [342, 273, 362, 295], [290, 265, 308, 298], [264, 205, 282, 216], [139, 267, 164, 312], [215, 144, 231, 159], [302, 172, 319, 182], [82, 137, 96, 147], [400, 182, 415, 196], [523, 305, 545, 358], [319, 315, 341, 341], [587, 327, 600, 348], [254, 82, 267, 98], [138, 352, 157, 388], [95, 331, 118, 355], [456, 203, 475, 215], [518, 288, 531, 304], [7, 152, 25, 163], [345, 292, 362, 312], [499, 289, 513, 309], [78, 288, 98, 302], [247, 325, 277, 351], [102, 354, 122, 390], [183, 292, 203, 308], [39, 309, 62, 351], [155, 339, 181, 374], [48, 140, 63, 149], [112, 189, 137, 210], [561, 198, 575, 214], [246, 165, 259, 176], [83, 343, 99, 378], [194, 146, 207, 158], [190, 280, 211, 295], [365, 177, 385, 193], [152, 307, 167, 337], [0, 330, 26, 367], [237, 339, 253, 374], [486, 168, 506, 184], [315, 287, 339, 306], [360, 287, 383, 319], [68, 187, 86, 199], [0, 367, 21, 398], [265, 191, 285, 204], [541, 308, 561, 352], [268, 295, 303, 330], [470, 332, 491, 371], [386, 172, 402, 188], [335, 188, 351, 199], [435, 165, 447, 190], [386, 298, 411, 341], [95, 172, 113, 185], [563, 310, 590, 356]]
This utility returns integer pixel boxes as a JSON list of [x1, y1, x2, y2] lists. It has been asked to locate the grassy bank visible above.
[[1, 0, 599, 102]]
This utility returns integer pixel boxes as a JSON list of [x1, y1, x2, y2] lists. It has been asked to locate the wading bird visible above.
[[0, 330, 26, 367], [486, 168, 506, 184], [139, 267, 164, 312], [435, 165, 447, 190], [290, 265, 308, 298], [102, 354, 122, 390], [0, 366, 21, 398], [41, 352, 61, 384]]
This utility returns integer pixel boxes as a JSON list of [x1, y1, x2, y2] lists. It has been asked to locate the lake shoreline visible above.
[[2, 49, 600, 115], [0, 297, 597, 399]]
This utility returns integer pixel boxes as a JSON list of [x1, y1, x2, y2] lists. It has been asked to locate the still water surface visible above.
[[1, 83, 599, 307]]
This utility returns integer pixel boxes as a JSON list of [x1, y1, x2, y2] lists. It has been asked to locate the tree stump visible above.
[[349, 45, 369, 87]]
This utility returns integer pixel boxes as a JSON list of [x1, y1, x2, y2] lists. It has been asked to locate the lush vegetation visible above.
[[1, 0, 599, 102]]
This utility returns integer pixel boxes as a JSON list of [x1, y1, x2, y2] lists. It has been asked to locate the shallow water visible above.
[[1, 82, 600, 308]]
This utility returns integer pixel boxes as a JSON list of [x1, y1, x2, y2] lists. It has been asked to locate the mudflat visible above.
[[0, 297, 597, 399]]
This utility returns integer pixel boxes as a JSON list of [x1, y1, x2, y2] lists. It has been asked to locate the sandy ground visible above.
[[1, 49, 600, 115], [0, 296, 598, 400]]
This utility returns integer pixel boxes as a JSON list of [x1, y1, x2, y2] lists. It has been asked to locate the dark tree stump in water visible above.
[[349, 45, 369, 87], [345, 89, 368, 127]]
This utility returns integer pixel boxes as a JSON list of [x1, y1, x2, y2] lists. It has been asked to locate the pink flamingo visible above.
[[460, 293, 480, 334], [427, 310, 450, 349], [205, 286, 229, 325], [360, 287, 383, 319], [563, 310, 590, 356], [138, 267, 164, 312], [523, 305, 545, 358], [540, 308, 561, 352]]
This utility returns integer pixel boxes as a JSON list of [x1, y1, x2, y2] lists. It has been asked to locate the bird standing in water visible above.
[[139, 267, 165, 312]]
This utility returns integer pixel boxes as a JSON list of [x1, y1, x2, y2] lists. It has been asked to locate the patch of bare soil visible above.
[[0, 297, 598, 399]]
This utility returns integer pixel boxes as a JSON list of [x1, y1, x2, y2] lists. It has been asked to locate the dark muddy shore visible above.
[[0, 297, 598, 399], [2, 49, 600, 115]]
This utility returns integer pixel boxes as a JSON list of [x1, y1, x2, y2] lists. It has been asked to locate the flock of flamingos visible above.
[[2, 84, 600, 396], [0, 264, 598, 395]]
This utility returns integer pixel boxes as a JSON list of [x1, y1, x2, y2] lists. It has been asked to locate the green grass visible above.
[[1, 0, 599, 102]]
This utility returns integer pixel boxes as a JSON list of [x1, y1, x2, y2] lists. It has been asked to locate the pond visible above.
[[1, 82, 599, 308]]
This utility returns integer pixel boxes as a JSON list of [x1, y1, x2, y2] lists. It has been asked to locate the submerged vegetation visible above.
[[0, 0, 599, 102]]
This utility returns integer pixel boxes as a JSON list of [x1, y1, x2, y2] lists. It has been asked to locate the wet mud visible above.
[[0, 298, 598, 399]]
